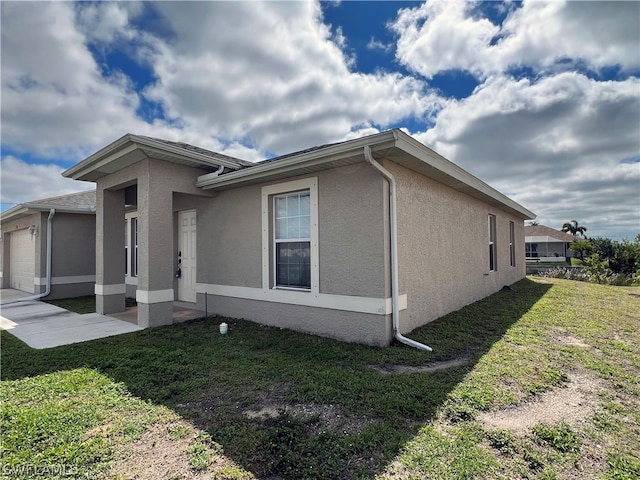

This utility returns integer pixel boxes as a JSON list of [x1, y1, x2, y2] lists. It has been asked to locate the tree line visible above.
[[563, 220, 640, 285]]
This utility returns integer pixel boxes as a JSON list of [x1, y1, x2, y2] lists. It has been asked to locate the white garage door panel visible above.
[[10, 229, 35, 293]]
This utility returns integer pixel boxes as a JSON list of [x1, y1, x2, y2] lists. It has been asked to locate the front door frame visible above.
[[177, 209, 197, 303]]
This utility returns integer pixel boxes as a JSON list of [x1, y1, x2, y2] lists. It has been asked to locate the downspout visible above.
[[17, 208, 55, 302], [363, 146, 432, 352], [211, 164, 224, 177]]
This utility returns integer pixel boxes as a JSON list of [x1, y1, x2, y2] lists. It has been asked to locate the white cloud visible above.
[[392, 0, 500, 79], [414, 73, 640, 239], [1, 1, 440, 160], [1, 0, 637, 240], [75, 1, 142, 44], [0, 156, 94, 206], [391, 0, 640, 79], [367, 37, 392, 53], [0, 2, 153, 159], [142, 1, 440, 153]]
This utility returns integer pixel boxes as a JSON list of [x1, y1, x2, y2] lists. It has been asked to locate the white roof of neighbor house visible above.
[[0, 190, 96, 223], [524, 225, 576, 243]]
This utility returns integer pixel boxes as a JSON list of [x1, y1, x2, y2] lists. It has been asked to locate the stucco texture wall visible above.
[[51, 213, 96, 278], [198, 162, 388, 298], [202, 294, 392, 347], [387, 160, 527, 333]]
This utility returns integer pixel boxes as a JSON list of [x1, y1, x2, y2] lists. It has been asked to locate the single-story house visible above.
[[62, 129, 535, 347], [525, 225, 575, 262], [0, 190, 96, 299]]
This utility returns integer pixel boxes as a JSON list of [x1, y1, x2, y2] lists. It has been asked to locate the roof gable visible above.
[[63, 134, 250, 182]]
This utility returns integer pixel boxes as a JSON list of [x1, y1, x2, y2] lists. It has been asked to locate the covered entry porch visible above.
[[62, 134, 248, 327]]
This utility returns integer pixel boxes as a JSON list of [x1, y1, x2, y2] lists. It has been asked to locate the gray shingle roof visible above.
[[24, 189, 96, 211], [137, 135, 254, 168], [251, 140, 347, 167]]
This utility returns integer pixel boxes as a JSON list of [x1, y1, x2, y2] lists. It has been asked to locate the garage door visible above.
[[10, 228, 35, 293]]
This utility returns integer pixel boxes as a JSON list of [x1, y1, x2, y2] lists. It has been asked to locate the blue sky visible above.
[[1, 0, 639, 239]]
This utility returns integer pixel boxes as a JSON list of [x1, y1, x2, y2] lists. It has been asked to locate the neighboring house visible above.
[[0, 190, 96, 299], [62, 130, 535, 347], [525, 225, 575, 262]]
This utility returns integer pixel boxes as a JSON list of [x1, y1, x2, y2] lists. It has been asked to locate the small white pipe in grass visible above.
[[363, 146, 432, 352]]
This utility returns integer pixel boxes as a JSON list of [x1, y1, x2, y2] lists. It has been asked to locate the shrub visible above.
[[583, 254, 611, 284], [538, 267, 590, 282]]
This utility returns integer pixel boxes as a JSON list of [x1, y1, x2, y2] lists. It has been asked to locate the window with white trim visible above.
[[488, 214, 497, 272], [509, 221, 516, 267], [262, 177, 319, 293], [274, 191, 311, 289]]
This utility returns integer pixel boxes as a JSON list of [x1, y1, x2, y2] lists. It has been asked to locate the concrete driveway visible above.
[[0, 290, 142, 349]]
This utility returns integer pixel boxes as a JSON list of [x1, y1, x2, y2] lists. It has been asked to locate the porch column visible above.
[[96, 187, 126, 314], [136, 170, 174, 327]]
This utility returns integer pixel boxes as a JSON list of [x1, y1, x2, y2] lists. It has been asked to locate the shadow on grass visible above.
[[1, 278, 551, 479]]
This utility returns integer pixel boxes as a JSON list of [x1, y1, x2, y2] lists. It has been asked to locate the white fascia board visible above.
[[22, 205, 94, 214], [127, 135, 244, 170], [63, 133, 242, 181], [1, 205, 94, 224], [395, 133, 536, 220], [196, 131, 398, 189], [63, 134, 136, 179], [0, 206, 31, 223]]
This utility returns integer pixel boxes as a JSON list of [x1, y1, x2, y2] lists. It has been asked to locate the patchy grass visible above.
[[2, 278, 639, 479], [45, 295, 96, 314]]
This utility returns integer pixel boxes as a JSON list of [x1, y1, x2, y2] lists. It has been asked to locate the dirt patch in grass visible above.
[[553, 331, 591, 348], [369, 357, 472, 374], [478, 370, 605, 434], [109, 420, 253, 480], [243, 402, 373, 434]]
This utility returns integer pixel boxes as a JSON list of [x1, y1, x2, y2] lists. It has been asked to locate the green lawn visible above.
[[2, 278, 639, 479]]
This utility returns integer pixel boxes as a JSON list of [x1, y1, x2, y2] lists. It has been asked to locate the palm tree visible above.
[[561, 220, 587, 237], [570, 238, 593, 262]]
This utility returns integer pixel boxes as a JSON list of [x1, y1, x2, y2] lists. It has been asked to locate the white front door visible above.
[[10, 228, 35, 293], [178, 210, 197, 303]]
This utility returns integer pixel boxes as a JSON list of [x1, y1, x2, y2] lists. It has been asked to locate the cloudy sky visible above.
[[1, 0, 639, 239]]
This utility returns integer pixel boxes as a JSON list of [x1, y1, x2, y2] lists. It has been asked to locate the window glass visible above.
[[274, 191, 311, 288], [276, 242, 311, 288], [509, 221, 516, 267], [488, 215, 497, 272]]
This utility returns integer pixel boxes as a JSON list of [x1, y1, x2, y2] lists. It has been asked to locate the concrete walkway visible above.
[[0, 289, 142, 349]]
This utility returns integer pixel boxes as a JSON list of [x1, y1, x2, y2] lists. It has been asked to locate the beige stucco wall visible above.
[[387, 160, 527, 333], [200, 294, 393, 347], [196, 162, 392, 346], [46, 212, 96, 299], [0, 211, 96, 298], [50, 213, 96, 278], [198, 162, 388, 297]]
